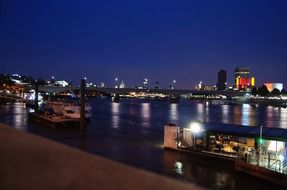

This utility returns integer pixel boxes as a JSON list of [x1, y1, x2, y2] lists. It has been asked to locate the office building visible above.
[[234, 66, 255, 90], [216, 70, 227, 90]]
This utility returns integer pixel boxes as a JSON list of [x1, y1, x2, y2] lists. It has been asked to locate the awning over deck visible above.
[[203, 123, 287, 141]]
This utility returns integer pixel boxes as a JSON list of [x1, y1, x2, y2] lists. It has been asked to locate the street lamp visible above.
[[51, 76, 55, 85], [189, 122, 203, 133], [189, 122, 203, 149], [257, 124, 264, 166], [114, 77, 118, 88], [171, 80, 176, 90]]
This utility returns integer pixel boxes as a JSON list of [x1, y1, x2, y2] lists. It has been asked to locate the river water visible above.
[[0, 98, 286, 190]]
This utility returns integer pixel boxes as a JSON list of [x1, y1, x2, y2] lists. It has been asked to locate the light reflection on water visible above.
[[221, 104, 229, 123], [205, 102, 209, 123], [141, 103, 150, 128], [196, 103, 204, 122], [241, 104, 251, 126], [279, 108, 287, 129], [0, 103, 34, 131], [3, 100, 287, 130], [111, 102, 120, 128], [169, 103, 178, 122]]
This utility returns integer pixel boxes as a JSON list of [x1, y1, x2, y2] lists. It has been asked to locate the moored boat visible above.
[[42, 100, 92, 119]]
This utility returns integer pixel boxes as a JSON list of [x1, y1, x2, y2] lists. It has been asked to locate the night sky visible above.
[[1, 0, 287, 88]]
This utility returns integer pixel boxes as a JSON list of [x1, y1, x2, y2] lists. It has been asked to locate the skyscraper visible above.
[[143, 78, 148, 89], [217, 70, 227, 90]]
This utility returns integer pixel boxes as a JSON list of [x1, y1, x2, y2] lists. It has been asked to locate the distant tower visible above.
[[217, 70, 227, 90], [119, 81, 125, 88], [100, 82, 105, 88], [143, 78, 148, 89]]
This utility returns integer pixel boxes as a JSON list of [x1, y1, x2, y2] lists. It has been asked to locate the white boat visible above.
[[24, 90, 43, 107], [42, 100, 92, 119]]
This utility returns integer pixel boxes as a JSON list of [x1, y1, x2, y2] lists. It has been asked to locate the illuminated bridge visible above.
[[38, 86, 247, 97]]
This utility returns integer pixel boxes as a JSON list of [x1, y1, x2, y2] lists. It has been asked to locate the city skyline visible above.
[[1, 0, 287, 88]]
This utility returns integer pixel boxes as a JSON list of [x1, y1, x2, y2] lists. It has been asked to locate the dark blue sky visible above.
[[1, 0, 287, 88]]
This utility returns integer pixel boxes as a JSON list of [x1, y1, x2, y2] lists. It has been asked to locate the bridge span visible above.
[[38, 86, 247, 97]]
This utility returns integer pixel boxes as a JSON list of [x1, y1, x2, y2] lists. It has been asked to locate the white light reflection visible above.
[[13, 103, 25, 131], [215, 172, 228, 189], [111, 102, 120, 128], [221, 105, 229, 123], [196, 103, 208, 122], [169, 103, 178, 122], [265, 106, 274, 128], [141, 103, 150, 128], [241, 104, 251, 126], [205, 102, 209, 122], [196, 103, 204, 122], [174, 161, 183, 175], [279, 108, 287, 129]]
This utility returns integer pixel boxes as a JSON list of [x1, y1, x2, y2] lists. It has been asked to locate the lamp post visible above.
[[258, 124, 263, 166], [115, 77, 118, 88], [51, 76, 55, 85]]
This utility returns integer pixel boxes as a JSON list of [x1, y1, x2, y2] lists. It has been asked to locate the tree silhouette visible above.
[[258, 85, 270, 97], [271, 88, 281, 96], [251, 87, 258, 96]]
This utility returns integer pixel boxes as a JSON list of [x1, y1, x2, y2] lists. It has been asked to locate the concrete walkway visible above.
[[0, 124, 205, 190]]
